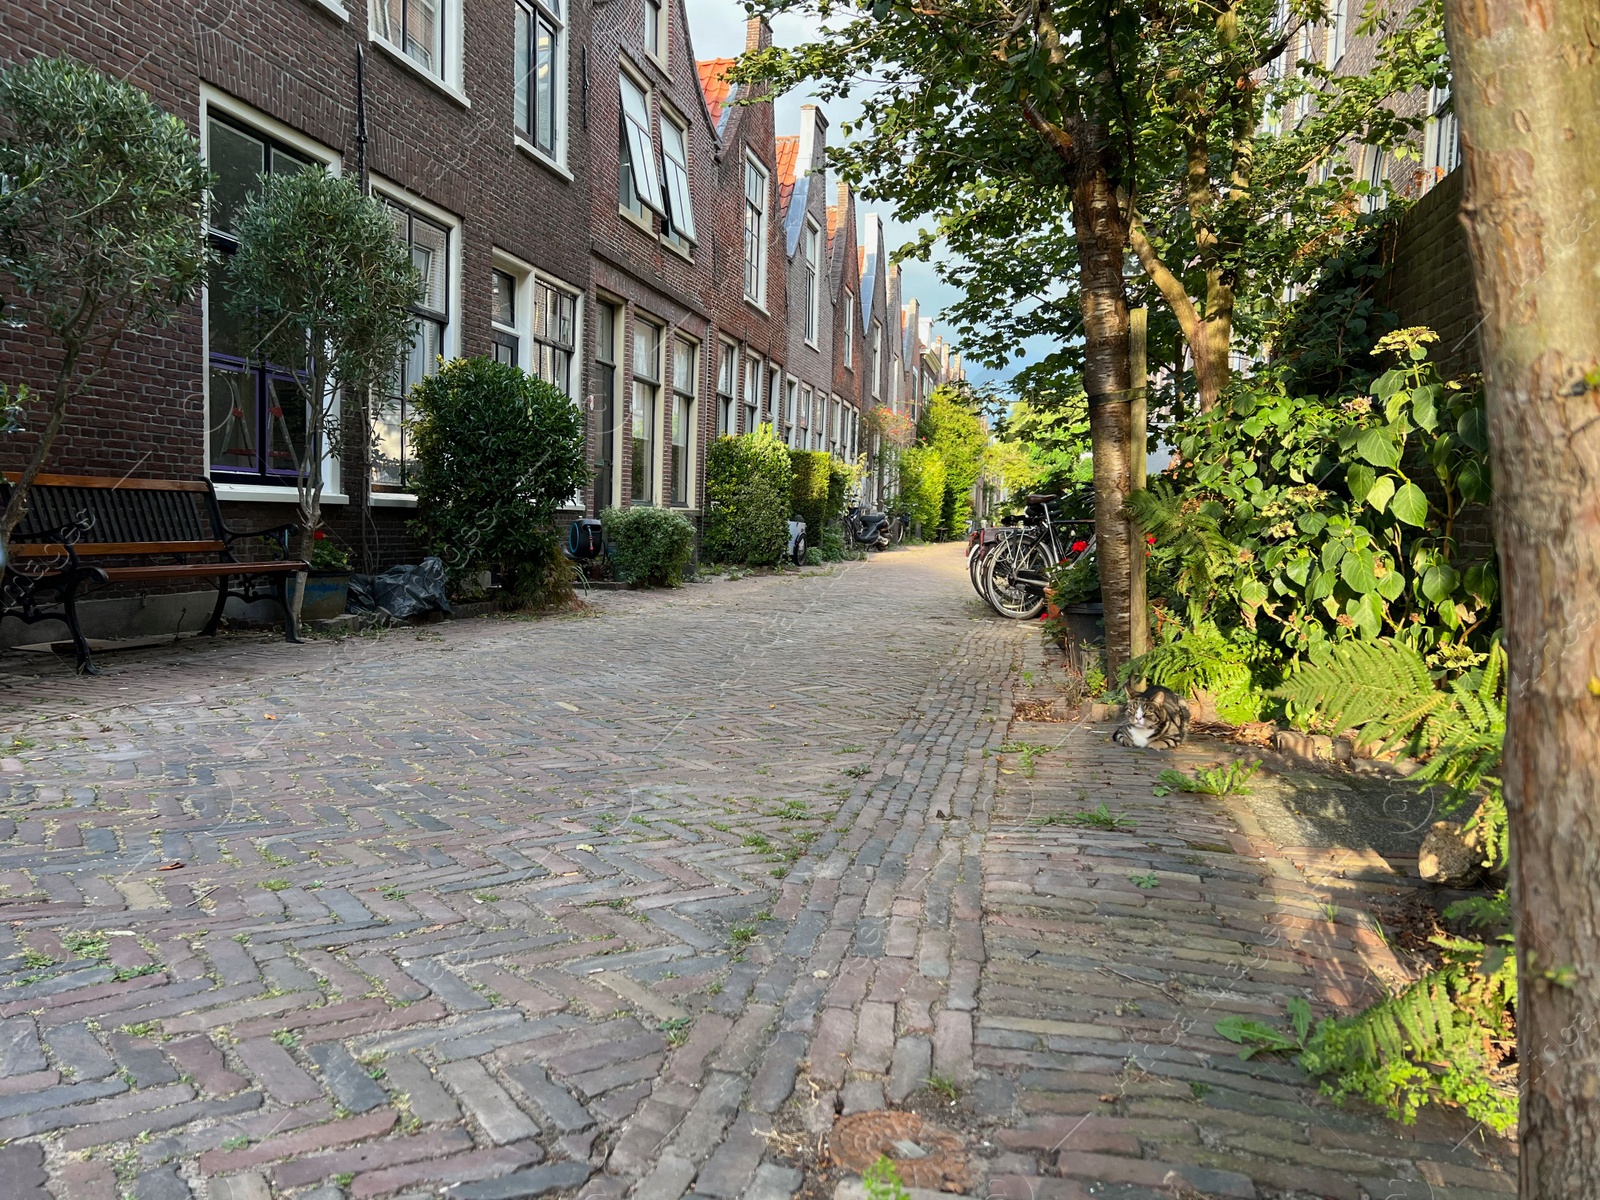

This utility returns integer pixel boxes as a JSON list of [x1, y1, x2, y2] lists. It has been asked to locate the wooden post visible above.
[[1127, 307, 1149, 659]]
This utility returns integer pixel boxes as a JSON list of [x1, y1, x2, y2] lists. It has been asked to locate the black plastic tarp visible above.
[[346, 557, 452, 619]]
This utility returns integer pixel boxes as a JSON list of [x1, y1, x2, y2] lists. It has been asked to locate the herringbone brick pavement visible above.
[[0, 548, 1015, 1200]]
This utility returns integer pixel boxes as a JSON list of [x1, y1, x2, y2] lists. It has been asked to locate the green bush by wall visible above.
[[789, 450, 850, 549], [703, 427, 794, 566], [601, 506, 696, 587], [899, 444, 946, 536]]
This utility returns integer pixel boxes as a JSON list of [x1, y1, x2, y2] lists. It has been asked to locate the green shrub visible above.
[[703, 427, 794, 566], [601, 506, 695, 587], [818, 522, 845, 561], [790, 450, 850, 548], [898, 445, 946, 536], [917, 386, 987, 536], [409, 356, 588, 607], [1123, 622, 1281, 725]]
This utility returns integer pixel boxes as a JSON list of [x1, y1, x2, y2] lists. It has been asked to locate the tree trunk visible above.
[[1192, 310, 1233, 414], [0, 347, 81, 553], [1071, 159, 1135, 677], [1441, 0, 1600, 1193]]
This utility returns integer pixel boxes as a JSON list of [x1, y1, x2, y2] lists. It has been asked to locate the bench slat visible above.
[[8, 541, 227, 558], [98, 562, 308, 583]]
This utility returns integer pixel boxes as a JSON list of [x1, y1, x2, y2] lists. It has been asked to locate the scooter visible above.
[[846, 501, 891, 550]]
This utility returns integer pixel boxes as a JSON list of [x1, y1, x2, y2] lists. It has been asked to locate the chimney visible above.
[[746, 17, 772, 52], [797, 104, 829, 174]]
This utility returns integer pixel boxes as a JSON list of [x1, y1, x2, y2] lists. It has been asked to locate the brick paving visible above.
[[0, 547, 1514, 1200]]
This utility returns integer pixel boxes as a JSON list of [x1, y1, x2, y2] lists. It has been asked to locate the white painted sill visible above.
[[304, 0, 349, 20], [215, 482, 348, 506], [369, 492, 419, 508], [515, 137, 574, 182], [370, 38, 471, 109]]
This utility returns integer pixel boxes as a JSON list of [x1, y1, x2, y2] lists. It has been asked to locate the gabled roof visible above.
[[697, 58, 736, 133]]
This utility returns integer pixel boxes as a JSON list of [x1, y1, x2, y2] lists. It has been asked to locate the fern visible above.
[[1217, 936, 1517, 1134], [1276, 639, 1444, 755], [1126, 483, 1240, 625], [1124, 621, 1278, 725]]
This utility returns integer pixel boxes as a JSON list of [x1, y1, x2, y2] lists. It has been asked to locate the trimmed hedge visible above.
[[601, 506, 695, 587], [703, 426, 793, 566], [898, 444, 947, 536], [789, 450, 850, 547]]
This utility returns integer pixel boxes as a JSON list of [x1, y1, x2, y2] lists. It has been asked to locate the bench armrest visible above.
[[223, 522, 299, 560]]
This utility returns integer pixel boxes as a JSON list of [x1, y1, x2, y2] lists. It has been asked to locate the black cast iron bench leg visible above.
[[202, 573, 232, 637], [61, 580, 98, 675]]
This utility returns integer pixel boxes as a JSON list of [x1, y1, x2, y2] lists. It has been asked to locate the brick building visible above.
[[0, 0, 967, 647]]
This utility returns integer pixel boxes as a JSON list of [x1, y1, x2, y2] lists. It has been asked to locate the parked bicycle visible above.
[[979, 494, 1095, 620]]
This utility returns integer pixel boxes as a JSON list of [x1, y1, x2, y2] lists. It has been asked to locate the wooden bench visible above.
[[1, 473, 310, 674]]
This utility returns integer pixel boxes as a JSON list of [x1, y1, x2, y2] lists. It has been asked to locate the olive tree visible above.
[[224, 169, 420, 612], [0, 56, 209, 552]]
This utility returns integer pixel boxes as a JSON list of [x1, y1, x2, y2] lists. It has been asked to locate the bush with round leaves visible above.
[[703, 426, 794, 566], [408, 356, 589, 607], [601, 506, 696, 587]]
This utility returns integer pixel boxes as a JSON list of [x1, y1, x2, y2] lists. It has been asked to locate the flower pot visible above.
[[301, 570, 352, 621]]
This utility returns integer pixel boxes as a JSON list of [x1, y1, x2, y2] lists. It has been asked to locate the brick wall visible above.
[[1379, 170, 1482, 377]]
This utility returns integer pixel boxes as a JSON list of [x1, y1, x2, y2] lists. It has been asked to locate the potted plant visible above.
[[300, 530, 353, 621]]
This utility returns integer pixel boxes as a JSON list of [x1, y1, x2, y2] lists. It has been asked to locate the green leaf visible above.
[[1349, 591, 1384, 639], [1390, 482, 1429, 527], [1239, 578, 1269, 607], [1410, 384, 1439, 432], [1340, 549, 1377, 594], [1346, 463, 1376, 503], [1458, 406, 1489, 454], [1286, 555, 1312, 587], [1421, 564, 1460, 604], [1376, 566, 1407, 602], [1297, 512, 1327, 536], [1365, 474, 1396, 514], [1356, 427, 1401, 469]]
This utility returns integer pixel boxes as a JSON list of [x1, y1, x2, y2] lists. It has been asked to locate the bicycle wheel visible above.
[[968, 540, 989, 596], [984, 537, 1050, 620], [891, 517, 906, 545]]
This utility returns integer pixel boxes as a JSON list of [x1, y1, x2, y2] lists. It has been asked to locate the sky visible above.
[[680, 0, 1018, 393]]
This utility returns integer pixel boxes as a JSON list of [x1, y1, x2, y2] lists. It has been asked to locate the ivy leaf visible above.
[[1365, 474, 1396, 513], [1390, 481, 1429, 527], [1356, 427, 1401, 469]]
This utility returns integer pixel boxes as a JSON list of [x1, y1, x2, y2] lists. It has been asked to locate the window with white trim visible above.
[[376, 198, 451, 491], [632, 318, 662, 503], [515, 0, 566, 162], [803, 220, 820, 344], [531, 278, 578, 395], [785, 379, 798, 446], [670, 337, 696, 506], [1423, 83, 1460, 181], [1361, 146, 1389, 213], [204, 114, 321, 484], [1295, 27, 1313, 122], [644, 0, 666, 62], [743, 352, 762, 432], [831, 397, 842, 455], [870, 320, 883, 400], [768, 364, 781, 428], [743, 157, 768, 304], [620, 73, 663, 222], [842, 290, 854, 366], [594, 300, 621, 511], [372, 0, 451, 82], [1324, 0, 1348, 67], [660, 110, 696, 246], [492, 268, 520, 366], [716, 340, 737, 436]]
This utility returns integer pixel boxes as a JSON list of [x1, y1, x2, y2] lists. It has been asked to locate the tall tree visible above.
[[0, 56, 209, 552], [1441, 0, 1600, 1191]]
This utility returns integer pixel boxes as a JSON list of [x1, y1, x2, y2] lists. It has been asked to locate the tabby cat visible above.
[[1112, 684, 1190, 749]]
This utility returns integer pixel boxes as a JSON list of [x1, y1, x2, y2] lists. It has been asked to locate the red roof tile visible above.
[[775, 136, 799, 214], [697, 58, 735, 127]]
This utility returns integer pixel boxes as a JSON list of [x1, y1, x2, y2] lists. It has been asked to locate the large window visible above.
[[671, 338, 696, 506], [716, 341, 737, 436], [205, 115, 316, 483], [660, 112, 696, 245], [632, 319, 661, 503], [870, 320, 883, 399], [785, 379, 798, 447], [1424, 83, 1460, 181], [620, 74, 663, 222], [1324, 0, 1348, 67], [743, 158, 768, 304], [376, 198, 451, 491], [1362, 146, 1389, 213], [372, 0, 447, 80], [769, 365, 782, 429], [743, 352, 762, 433], [803, 221, 820, 344], [492, 269, 519, 366], [594, 301, 620, 511], [515, 0, 565, 161]]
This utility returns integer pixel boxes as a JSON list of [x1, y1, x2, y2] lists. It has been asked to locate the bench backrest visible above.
[[1, 474, 225, 560]]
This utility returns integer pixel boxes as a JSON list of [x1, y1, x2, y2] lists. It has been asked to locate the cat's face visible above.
[[1127, 701, 1154, 729]]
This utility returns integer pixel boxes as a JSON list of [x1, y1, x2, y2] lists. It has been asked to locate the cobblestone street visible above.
[[0, 544, 1514, 1200]]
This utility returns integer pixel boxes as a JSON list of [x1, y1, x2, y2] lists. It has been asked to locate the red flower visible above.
[[314, 530, 327, 540], [1071, 540, 1088, 553], [1146, 534, 1157, 544]]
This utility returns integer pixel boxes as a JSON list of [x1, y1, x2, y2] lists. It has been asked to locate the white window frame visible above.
[[491, 256, 526, 369], [1361, 146, 1389, 213], [515, 0, 568, 170], [716, 339, 738, 437], [659, 106, 696, 246], [369, 177, 462, 507], [1423, 83, 1460, 181], [802, 220, 821, 346], [369, 0, 468, 103], [743, 351, 763, 433], [768, 364, 781, 430], [842, 290, 854, 366], [631, 315, 664, 506], [870, 320, 883, 400], [1324, 0, 1348, 68], [743, 155, 769, 307], [669, 335, 699, 508], [199, 88, 349, 506], [620, 69, 665, 223], [644, 0, 667, 66]]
